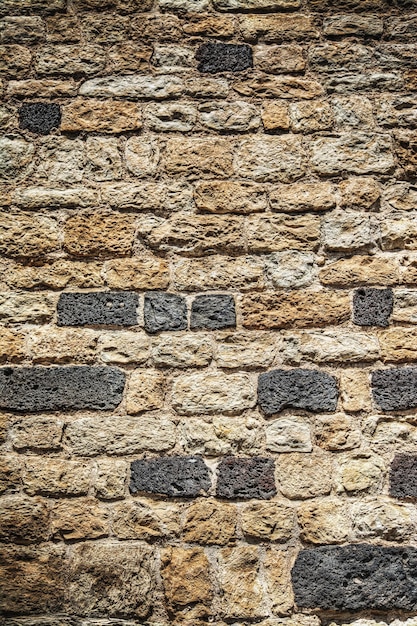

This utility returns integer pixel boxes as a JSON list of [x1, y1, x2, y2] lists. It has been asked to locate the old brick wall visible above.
[[1, 0, 417, 625]]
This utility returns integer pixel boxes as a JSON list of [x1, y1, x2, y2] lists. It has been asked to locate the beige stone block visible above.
[[263, 549, 294, 615], [164, 137, 233, 179], [215, 0, 301, 9], [183, 499, 236, 545], [28, 327, 98, 364], [401, 255, 417, 284], [338, 452, 385, 494], [194, 180, 267, 215], [340, 177, 380, 210], [3, 260, 104, 290], [145, 102, 196, 132], [379, 328, 417, 362], [107, 42, 152, 73], [384, 182, 417, 212], [370, 420, 416, 448], [235, 136, 306, 183], [180, 416, 263, 456], [173, 255, 264, 291], [199, 101, 260, 132], [241, 501, 295, 542], [392, 289, 417, 322], [240, 14, 318, 42], [161, 547, 213, 616], [125, 136, 159, 177], [254, 44, 305, 74], [51, 497, 109, 540], [0, 44, 31, 77], [0, 413, 8, 444], [290, 100, 334, 133], [10, 416, 63, 452], [322, 211, 373, 252], [13, 186, 98, 209], [219, 546, 266, 619], [284, 330, 380, 364], [266, 418, 312, 452], [98, 331, 150, 365], [216, 332, 276, 369], [340, 369, 371, 412], [261, 101, 290, 131], [81, 14, 129, 44], [0, 327, 25, 362], [61, 98, 141, 132], [0, 455, 21, 494], [235, 75, 324, 100], [265, 251, 316, 288], [298, 498, 351, 544], [0, 494, 49, 544], [270, 181, 335, 213], [64, 212, 136, 258], [324, 14, 383, 37], [183, 15, 235, 37], [315, 414, 361, 451], [332, 95, 375, 131], [0, 292, 57, 324], [352, 499, 413, 541], [152, 334, 212, 368], [7, 78, 77, 97], [277, 451, 333, 499], [186, 76, 229, 98], [309, 42, 373, 72], [126, 369, 165, 414], [104, 257, 169, 290], [152, 44, 194, 74], [1, 16, 44, 45], [320, 255, 399, 286], [85, 136, 122, 181], [246, 214, 320, 253], [95, 459, 128, 500], [102, 181, 193, 212], [0, 212, 59, 257], [0, 136, 34, 181], [35, 44, 105, 75], [311, 133, 394, 175], [65, 415, 175, 456], [23, 459, 91, 497], [80, 74, 184, 99], [172, 372, 256, 416], [241, 290, 350, 329], [36, 136, 83, 184], [112, 499, 180, 540]]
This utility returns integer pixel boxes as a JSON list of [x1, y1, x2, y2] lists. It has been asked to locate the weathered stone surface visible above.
[[320, 255, 399, 286], [79, 74, 184, 99], [0, 137, 34, 181], [216, 331, 276, 369], [196, 42, 252, 73], [309, 42, 373, 72], [172, 371, 256, 415], [372, 367, 417, 411], [384, 183, 417, 212], [352, 499, 413, 540], [152, 333, 212, 368], [353, 287, 393, 327], [10, 416, 63, 451], [235, 75, 324, 99], [379, 328, 417, 362], [391, 290, 417, 323], [69, 543, 155, 618], [85, 136, 122, 181], [340, 177, 380, 210], [28, 327, 98, 364], [340, 369, 371, 413], [144, 292, 187, 334], [236, 136, 305, 182], [0, 45, 32, 78], [145, 102, 196, 132], [164, 137, 233, 179], [298, 499, 351, 544], [23, 458, 90, 496], [338, 452, 385, 493], [310, 133, 394, 175], [98, 331, 150, 364], [190, 294, 236, 330], [57, 292, 138, 327], [199, 100, 259, 132], [81, 14, 128, 44], [266, 418, 312, 452], [61, 99, 141, 132], [51, 497, 109, 540], [107, 42, 152, 74], [390, 454, 417, 499], [261, 101, 290, 130], [180, 415, 263, 456], [214, 0, 301, 9], [3, 260, 103, 290], [0, 212, 59, 258], [265, 252, 316, 288], [35, 44, 105, 75], [152, 44, 196, 74], [315, 413, 361, 451], [292, 544, 417, 611], [240, 14, 318, 42], [254, 44, 305, 74], [183, 499, 236, 545], [219, 546, 266, 619], [323, 14, 383, 37], [284, 330, 379, 364], [173, 255, 264, 291], [105, 257, 169, 290], [290, 100, 334, 133], [65, 415, 175, 456], [0, 328, 25, 363], [112, 499, 180, 539], [241, 291, 350, 329], [95, 459, 127, 500], [19, 102, 61, 135], [0, 292, 57, 324], [0, 0, 67, 14], [35, 136, 84, 183], [126, 369, 165, 414], [125, 136, 159, 177], [64, 212, 136, 258], [183, 15, 235, 37], [0, 366, 125, 411], [46, 14, 80, 43], [270, 182, 335, 213], [13, 186, 97, 209], [241, 501, 295, 542], [130, 456, 211, 497], [217, 456, 276, 500], [0, 494, 50, 543], [264, 548, 295, 615], [0, 455, 21, 494], [102, 181, 193, 212], [246, 214, 320, 252], [381, 215, 417, 250], [277, 451, 333, 499]]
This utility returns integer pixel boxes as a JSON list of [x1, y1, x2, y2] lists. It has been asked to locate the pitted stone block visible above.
[[372, 366, 417, 411], [144, 292, 187, 334], [258, 368, 338, 415], [190, 294, 236, 330], [390, 454, 417, 498], [353, 287, 393, 327], [130, 456, 211, 497], [216, 456, 276, 499], [57, 292, 138, 326], [292, 544, 417, 611], [0, 366, 125, 411], [196, 42, 253, 73], [19, 102, 61, 135]]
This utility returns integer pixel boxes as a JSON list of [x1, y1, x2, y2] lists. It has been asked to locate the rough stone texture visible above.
[[98, 331, 150, 364], [130, 456, 211, 497], [105, 257, 169, 290], [57, 292, 138, 327], [23, 458, 91, 497], [190, 294, 236, 330], [320, 256, 399, 286], [338, 453, 385, 494], [51, 497, 109, 540], [173, 255, 264, 291], [352, 499, 413, 541], [61, 99, 141, 133], [216, 456, 276, 499], [194, 181, 267, 215], [390, 454, 417, 499], [182, 499, 236, 545], [353, 288, 394, 327], [196, 42, 252, 73], [126, 369, 165, 414], [236, 135, 305, 182], [64, 212, 136, 258], [0, 494, 50, 544], [180, 415, 263, 456], [19, 102, 61, 135], [372, 367, 417, 411], [241, 501, 295, 542], [0, 212, 59, 258], [153, 333, 212, 368], [0, 366, 125, 411], [297, 499, 351, 544], [0, 292, 57, 324], [258, 368, 338, 415], [143, 292, 187, 334], [277, 451, 333, 499], [266, 418, 312, 452], [292, 544, 417, 611], [219, 546, 266, 619]]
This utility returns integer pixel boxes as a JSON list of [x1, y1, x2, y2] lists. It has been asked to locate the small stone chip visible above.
[[196, 42, 253, 73], [353, 287, 393, 327], [258, 368, 339, 415], [18, 102, 61, 135], [57, 292, 138, 327], [372, 366, 417, 411], [390, 454, 417, 499], [144, 292, 187, 334], [130, 456, 211, 497], [216, 456, 276, 500], [190, 294, 236, 330]]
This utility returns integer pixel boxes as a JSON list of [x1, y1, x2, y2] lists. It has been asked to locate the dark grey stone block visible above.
[[196, 42, 253, 73], [372, 367, 417, 411], [19, 102, 61, 135], [390, 454, 417, 498], [130, 456, 211, 497], [258, 368, 338, 415], [292, 544, 417, 611], [57, 292, 138, 327], [353, 287, 393, 327], [0, 366, 125, 412], [143, 292, 187, 334], [216, 456, 276, 500], [190, 294, 236, 330]]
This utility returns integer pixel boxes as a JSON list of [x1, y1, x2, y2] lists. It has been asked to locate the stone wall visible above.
[[1, 0, 417, 625]]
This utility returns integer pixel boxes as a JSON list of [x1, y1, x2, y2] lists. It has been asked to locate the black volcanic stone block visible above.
[[390, 454, 417, 498], [0, 366, 125, 412], [216, 457, 276, 499], [258, 368, 338, 415], [292, 544, 417, 611], [130, 456, 211, 497], [372, 367, 417, 411], [353, 287, 393, 327], [190, 294, 236, 330], [19, 102, 61, 135], [57, 292, 138, 327], [196, 42, 253, 73], [143, 292, 187, 334]]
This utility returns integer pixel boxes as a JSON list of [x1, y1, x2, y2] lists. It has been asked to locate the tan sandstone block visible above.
[[0, 292, 57, 324], [320, 255, 399, 286], [261, 101, 290, 131], [277, 451, 333, 499], [183, 15, 235, 37], [0, 455, 21, 494], [352, 499, 414, 541], [7, 78, 77, 97], [104, 257, 169, 290], [254, 44, 305, 74], [214, 0, 301, 9], [297, 498, 351, 544], [194, 180, 267, 214], [0, 44, 31, 77], [3, 260, 104, 290], [199, 100, 260, 132], [219, 546, 266, 619], [381, 216, 417, 250], [290, 100, 334, 133], [283, 330, 379, 364], [311, 133, 394, 176], [235, 76, 324, 100], [11, 416, 63, 452], [64, 212, 136, 257], [0, 212, 59, 258], [322, 211, 373, 252], [263, 549, 294, 615], [173, 255, 264, 291], [240, 14, 318, 42], [28, 327, 98, 364], [61, 98, 141, 132], [112, 499, 180, 540], [379, 328, 417, 362], [126, 369, 165, 414], [95, 459, 128, 500], [338, 452, 385, 494], [235, 136, 306, 183], [152, 334, 212, 368], [98, 331, 150, 365], [13, 186, 98, 209], [315, 414, 361, 451], [270, 181, 335, 213], [241, 290, 350, 329], [246, 214, 320, 252], [107, 42, 152, 73], [180, 416, 263, 456], [241, 501, 295, 542], [35, 44, 106, 75], [172, 372, 256, 416], [0, 328, 25, 362], [266, 418, 312, 452], [391, 289, 417, 322], [125, 136, 159, 177], [164, 137, 233, 179], [216, 332, 276, 369], [23, 459, 91, 497], [340, 369, 371, 412], [51, 497, 109, 540], [183, 499, 236, 545], [340, 176, 381, 210], [0, 494, 49, 544]]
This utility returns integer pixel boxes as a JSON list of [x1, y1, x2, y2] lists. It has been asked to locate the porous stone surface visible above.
[[196, 42, 253, 73], [390, 454, 417, 499], [258, 368, 339, 415], [57, 292, 138, 327], [190, 294, 236, 330], [143, 292, 187, 334], [130, 456, 211, 497], [18, 102, 61, 135], [353, 288, 394, 327], [372, 367, 417, 411], [216, 456, 276, 500]]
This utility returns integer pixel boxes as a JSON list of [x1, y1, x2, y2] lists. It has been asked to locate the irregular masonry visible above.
[[2, 1, 417, 625]]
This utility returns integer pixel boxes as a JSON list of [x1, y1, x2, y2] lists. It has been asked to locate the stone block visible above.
[[390, 454, 417, 499], [338, 452, 385, 493], [57, 292, 139, 327], [51, 497, 109, 540], [323, 14, 383, 37], [35, 44, 105, 75], [196, 42, 252, 73], [0, 494, 50, 544], [183, 499, 236, 545], [297, 499, 351, 544], [18, 102, 61, 135], [164, 137, 233, 179], [112, 499, 180, 540], [95, 459, 128, 499], [173, 255, 264, 291], [98, 331, 150, 364], [219, 546, 266, 619], [311, 133, 394, 175], [241, 501, 295, 542], [258, 369, 338, 414], [0, 44, 32, 78], [152, 333, 212, 368], [199, 100, 259, 132], [180, 415, 263, 456], [254, 44, 305, 74], [320, 255, 399, 286], [130, 456, 211, 497], [190, 294, 236, 330], [315, 413, 361, 451], [214, 0, 301, 8], [0, 212, 59, 258], [322, 211, 373, 252], [372, 367, 417, 411], [79, 74, 184, 99], [240, 14, 318, 42], [0, 137, 34, 181], [379, 328, 417, 362], [266, 418, 312, 452], [64, 212, 136, 258], [61, 98, 141, 132], [352, 499, 413, 540], [216, 456, 276, 499], [144, 292, 187, 334], [236, 135, 305, 183], [10, 416, 63, 451], [23, 458, 90, 496], [353, 287, 393, 327], [277, 451, 333, 499], [216, 332, 276, 369], [28, 327, 98, 364], [265, 252, 316, 288], [126, 369, 165, 414], [270, 181, 335, 213], [105, 257, 169, 290], [0, 0, 67, 13]]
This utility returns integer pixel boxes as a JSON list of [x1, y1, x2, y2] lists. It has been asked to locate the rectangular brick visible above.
[[372, 367, 417, 411], [57, 292, 139, 327], [246, 215, 320, 252], [130, 456, 211, 497]]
